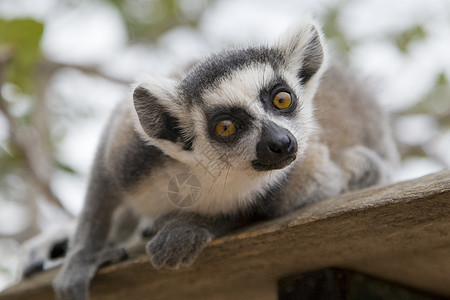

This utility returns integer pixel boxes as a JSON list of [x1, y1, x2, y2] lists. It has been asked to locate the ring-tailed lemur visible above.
[[50, 17, 398, 299]]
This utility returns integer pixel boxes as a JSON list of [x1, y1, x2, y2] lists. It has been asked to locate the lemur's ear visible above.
[[132, 78, 188, 148], [277, 17, 326, 85]]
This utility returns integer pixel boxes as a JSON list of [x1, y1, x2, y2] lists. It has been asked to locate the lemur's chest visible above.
[[124, 160, 282, 219]]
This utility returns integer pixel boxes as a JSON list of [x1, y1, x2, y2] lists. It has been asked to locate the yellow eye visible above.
[[273, 91, 292, 110], [215, 120, 236, 137]]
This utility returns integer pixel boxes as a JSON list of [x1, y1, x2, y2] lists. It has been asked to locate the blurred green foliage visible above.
[[0, 19, 43, 93], [405, 72, 450, 128], [0, 19, 44, 204], [395, 25, 426, 53], [322, 5, 353, 55], [107, 0, 209, 43]]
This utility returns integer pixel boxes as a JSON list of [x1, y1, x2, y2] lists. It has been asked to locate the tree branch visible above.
[[43, 59, 132, 85], [0, 48, 69, 214]]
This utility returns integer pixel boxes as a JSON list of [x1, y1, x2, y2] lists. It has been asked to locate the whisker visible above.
[[206, 153, 231, 193], [220, 166, 231, 205]]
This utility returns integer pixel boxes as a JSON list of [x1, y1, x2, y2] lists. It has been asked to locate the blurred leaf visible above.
[[107, 0, 208, 43], [107, 0, 178, 42], [436, 72, 448, 86], [0, 18, 44, 93], [0, 143, 24, 172], [0, 144, 24, 201], [322, 4, 353, 56], [55, 160, 78, 175], [395, 25, 426, 53], [402, 72, 450, 128]]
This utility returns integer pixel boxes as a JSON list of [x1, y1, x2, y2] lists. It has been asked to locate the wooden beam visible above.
[[1, 170, 449, 300], [278, 268, 443, 299]]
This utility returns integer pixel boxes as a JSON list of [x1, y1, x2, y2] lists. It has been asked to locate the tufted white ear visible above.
[[131, 77, 197, 164], [132, 77, 180, 143], [276, 16, 327, 85], [132, 77, 189, 147]]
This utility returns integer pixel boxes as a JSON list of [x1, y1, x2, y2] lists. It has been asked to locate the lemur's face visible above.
[[185, 58, 303, 173], [133, 19, 325, 177]]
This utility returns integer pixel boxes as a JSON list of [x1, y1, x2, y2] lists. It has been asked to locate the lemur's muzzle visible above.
[[252, 121, 298, 171]]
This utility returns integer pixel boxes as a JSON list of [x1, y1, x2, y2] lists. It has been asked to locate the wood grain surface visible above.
[[2, 170, 449, 300]]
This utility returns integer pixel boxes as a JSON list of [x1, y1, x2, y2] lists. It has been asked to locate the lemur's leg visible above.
[[53, 170, 126, 300], [338, 145, 392, 191], [146, 212, 245, 269]]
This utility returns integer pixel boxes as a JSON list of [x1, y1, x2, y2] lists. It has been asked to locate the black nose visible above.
[[268, 134, 296, 156], [253, 121, 298, 170]]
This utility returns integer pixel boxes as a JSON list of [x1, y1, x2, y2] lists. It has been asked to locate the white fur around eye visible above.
[[202, 64, 274, 116]]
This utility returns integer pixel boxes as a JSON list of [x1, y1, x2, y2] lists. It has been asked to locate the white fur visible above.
[[127, 18, 328, 217], [125, 157, 289, 217]]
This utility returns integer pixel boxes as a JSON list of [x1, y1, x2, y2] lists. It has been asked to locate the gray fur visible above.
[[179, 47, 284, 104], [114, 131, 166, 189], [297, 25, 324, 84], [50, 17, 398, 300], [145, 212, 241, 269]]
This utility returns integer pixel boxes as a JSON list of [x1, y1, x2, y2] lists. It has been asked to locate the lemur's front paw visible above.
[[53, 251, 93, 300], [54, 269, 90, 300], [339, 145, 388, 190], [146, 220, 212, 269], [53, 247, 127, 300]]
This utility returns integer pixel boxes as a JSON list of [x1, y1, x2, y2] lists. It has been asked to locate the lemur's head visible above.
[[132, 18, 326, 180]]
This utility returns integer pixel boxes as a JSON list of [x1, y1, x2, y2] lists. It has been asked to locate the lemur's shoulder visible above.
[[99, 102, 170, 190], [314, 62, 398, 164]]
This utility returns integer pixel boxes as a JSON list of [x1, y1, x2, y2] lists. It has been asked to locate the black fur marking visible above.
[[134, 86, 180, 142], [205, 106, 254, 146], [49, 238, 69, 259], [133, 86, 192, 151], [297, 26, 323, 84], [247, 181, 284, 220], [182, 137, 194, 151], [180, 47, 284, 104], [98, 248, 128, 268], [220, 181, 284, 225], [158, 111, 181, 143], [115, 131, 168, 189], [23, 262, 44, 278], [259, 76, 298, 116], [159, 113, 194, 151]]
